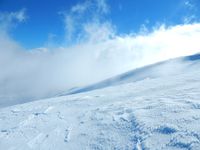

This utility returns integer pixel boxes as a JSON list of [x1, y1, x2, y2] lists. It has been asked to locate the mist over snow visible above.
[[0, 0, 200, 106]]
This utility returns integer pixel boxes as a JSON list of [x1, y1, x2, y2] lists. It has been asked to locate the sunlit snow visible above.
[[0, 54, 200, 149]]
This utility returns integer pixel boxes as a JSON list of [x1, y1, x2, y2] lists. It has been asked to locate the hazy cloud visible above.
[[61, 0, 109, 43], [0, 2, 200, 107], [95, 0, 109, 14], [183, 15, 196, 24], [0, 8, 26, 30], [181, 0, 199, 23], [71, 0, 91, 14], [184, 0, 195, 10]]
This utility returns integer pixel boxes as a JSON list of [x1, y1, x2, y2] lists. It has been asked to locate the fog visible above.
[[0, 0, 200, 106]]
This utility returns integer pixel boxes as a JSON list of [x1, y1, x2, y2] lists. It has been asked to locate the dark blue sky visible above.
[[0, 0, 199, 48]]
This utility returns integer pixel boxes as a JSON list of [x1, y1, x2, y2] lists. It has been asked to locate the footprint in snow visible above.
[[155, 126, 177, 134], [64, 128, 71, 142]]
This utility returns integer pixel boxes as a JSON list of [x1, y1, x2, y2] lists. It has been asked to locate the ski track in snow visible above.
[[1, 60, 200, 149]]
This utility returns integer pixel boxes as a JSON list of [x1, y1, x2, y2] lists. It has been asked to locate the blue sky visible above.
[[0, 0, 199, 48]]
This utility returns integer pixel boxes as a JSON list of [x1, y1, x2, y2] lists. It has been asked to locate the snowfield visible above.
[[1, 54, 200, 150]]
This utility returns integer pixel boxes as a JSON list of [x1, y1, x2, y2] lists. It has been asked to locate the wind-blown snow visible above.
[[0, 54, 200, 149]]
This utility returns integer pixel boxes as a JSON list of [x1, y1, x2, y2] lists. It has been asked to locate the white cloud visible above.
[[14, 8, 26, 22], [183, 15, 196, 23], [61, 0, 109, 43], [184, 0, 195, 10], [1, 21, 200, 106], [0, 3, 200, 106], [71, 0, 91, 14], [0, 8, 26, 30], [180, 0, 199, 24], [83, 21, 115, 42], [95, 0, 109, 14], [64, 15, 75, 41]]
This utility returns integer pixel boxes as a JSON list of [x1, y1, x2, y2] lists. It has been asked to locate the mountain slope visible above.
[[0, 54, 200, 150], [64, 53, 200, 95]]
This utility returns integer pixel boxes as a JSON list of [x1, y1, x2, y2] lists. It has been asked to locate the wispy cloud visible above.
[[95, 0, 109, 14], [181, 0, 199, 23], [71, 0, 91, 14], [0, 8, 27, 30], [184, 0, 195, 10], [60, 0, 109, 43], [183, 15, 196, 24]]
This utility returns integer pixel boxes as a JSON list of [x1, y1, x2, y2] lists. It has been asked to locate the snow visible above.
[[0, 54, 200, 149]]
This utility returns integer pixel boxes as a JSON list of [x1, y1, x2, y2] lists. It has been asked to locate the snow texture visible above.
[[0, 54, 200, 150]]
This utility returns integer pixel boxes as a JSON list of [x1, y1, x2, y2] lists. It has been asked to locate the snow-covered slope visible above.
[[0, 54, 200, 150], [64, 53, 200, 95]]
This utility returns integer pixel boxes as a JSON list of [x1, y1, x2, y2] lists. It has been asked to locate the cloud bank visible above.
[[0, 1, 200, 106]]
